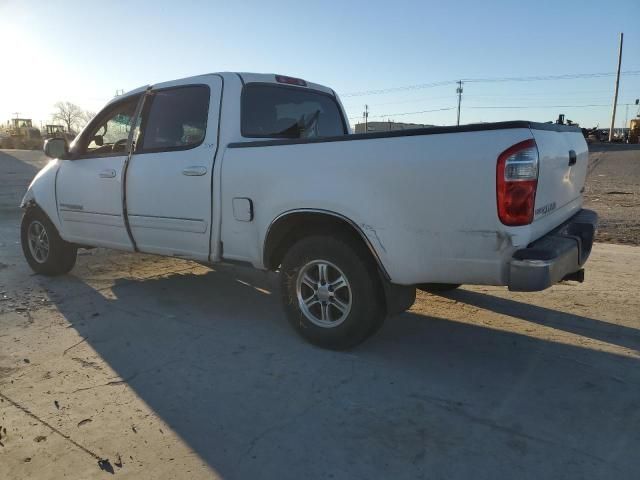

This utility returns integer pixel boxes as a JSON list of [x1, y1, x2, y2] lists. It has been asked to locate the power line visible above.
[[343, 92, 639, 110], [342, 80, 457, 97], [466, 103, 638, 109], [343, 94, 459, 109], [341, 70, 640, 97], [347, 103, 638, 123], [464, 71, 639, 83], [348, 107, 455, 121]]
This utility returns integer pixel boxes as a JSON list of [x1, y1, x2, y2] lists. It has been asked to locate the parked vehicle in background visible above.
[[21, 72, 597, 349], [582, 126, 600, 144]]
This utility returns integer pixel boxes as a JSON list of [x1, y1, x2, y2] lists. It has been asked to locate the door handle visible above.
[[99, 169, 116, 178], [568, 150, 577, 166], [182, 166, 207, 176]]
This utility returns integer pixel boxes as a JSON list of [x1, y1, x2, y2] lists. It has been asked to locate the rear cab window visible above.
[[241, 84, 347, 139]]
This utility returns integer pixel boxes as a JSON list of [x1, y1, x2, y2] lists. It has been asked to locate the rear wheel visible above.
[[21, 207, 77, 275], [280, 235, 385, 350]]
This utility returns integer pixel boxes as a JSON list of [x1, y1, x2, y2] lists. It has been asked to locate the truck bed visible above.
[[222, 121, 588, 286]]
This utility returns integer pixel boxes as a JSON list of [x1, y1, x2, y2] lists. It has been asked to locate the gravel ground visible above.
[[584, 144, 640, 245]]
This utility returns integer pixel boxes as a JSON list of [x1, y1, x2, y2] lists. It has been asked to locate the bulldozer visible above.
[[2, 118, 43, 149], [44, 124, 76, 147]]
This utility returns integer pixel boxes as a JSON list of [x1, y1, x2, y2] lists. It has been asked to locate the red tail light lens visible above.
[[275, 75, 307, 87], [496, 139, 539, 226]]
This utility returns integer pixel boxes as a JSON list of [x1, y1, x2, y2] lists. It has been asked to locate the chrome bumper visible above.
[[508, 209, 598, 292]]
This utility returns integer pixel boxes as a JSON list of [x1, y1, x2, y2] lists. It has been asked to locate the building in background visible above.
[[353, 121, 433, 134]]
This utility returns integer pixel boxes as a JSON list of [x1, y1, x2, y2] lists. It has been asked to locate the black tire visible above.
[[280, 235, 385, 350], [21, 207, 77, 275], [418, 283, 461, 293]]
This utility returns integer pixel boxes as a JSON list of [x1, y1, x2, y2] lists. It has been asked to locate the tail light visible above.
[[496, 139, 539, 226], [275, 75, 307, 87]]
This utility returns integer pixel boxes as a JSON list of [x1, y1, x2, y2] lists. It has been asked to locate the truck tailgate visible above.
[[529, 128, 589, 236]]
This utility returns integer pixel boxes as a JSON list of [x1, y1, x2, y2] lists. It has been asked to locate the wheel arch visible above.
[[262, 209, 390, 280], [19, 158, 63, 232]]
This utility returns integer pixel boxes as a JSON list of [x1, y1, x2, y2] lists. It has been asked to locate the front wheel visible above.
[[280, 235, 385, 350], [21, 207, 77, 275]]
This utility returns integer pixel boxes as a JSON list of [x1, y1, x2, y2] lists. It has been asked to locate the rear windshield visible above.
[[241, 84, 346, 139]]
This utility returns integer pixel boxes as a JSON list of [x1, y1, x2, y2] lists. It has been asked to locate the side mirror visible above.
[[92, 135, 104, 146], [44, 138, 68, 159]]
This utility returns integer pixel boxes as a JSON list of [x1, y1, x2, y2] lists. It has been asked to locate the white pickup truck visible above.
[[21, 72, 597, 349]]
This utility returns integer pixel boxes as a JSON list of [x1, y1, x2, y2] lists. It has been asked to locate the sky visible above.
[[1, 0, 639, 130]]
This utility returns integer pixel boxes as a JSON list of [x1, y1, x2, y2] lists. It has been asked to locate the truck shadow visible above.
[[43, 265, 640, 479], [441, 289, 640, 353]]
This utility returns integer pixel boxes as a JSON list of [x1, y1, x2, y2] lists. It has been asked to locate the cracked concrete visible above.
[[1, 149, 639, 479]]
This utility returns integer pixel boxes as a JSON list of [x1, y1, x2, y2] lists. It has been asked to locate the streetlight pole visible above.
[[364, 104, 369, 132]]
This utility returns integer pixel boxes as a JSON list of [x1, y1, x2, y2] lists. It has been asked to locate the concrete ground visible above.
[[584, 144, 640, 245], [1, 150, 639, 479]]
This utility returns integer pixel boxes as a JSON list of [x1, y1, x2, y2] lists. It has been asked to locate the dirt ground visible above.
[[584, 144, 640, 245], [1, 149, 639, 479]]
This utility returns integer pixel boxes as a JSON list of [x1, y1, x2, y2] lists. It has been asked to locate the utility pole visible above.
[[456, 81, 463, 126], [609, 32, 623, 142], [624, 103, 629, 135], [363, 104, 369, 132]]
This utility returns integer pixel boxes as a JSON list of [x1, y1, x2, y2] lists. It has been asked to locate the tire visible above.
[[384, 281, 416, 315], [280, 235, 385, 350], [21, 207, 77, 275], [417, 283, 461, 293]]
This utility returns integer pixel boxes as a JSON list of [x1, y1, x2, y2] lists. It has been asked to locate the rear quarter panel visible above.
[[221, 128, 537, 285]]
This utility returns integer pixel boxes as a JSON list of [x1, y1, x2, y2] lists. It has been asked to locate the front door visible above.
[[125, 78, 221, 260], [56, 94, 141, 249]]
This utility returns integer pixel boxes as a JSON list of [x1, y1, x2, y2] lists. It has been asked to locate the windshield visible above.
[[241, 84, 346, 139]]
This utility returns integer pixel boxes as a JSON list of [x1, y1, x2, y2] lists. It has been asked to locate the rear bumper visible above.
[[508, 209, 598, 292]]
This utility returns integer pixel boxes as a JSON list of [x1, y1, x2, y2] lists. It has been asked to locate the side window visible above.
[[76, 96, 140, 156], [241, 84, 347, 139], [137, 85, 209, 153]]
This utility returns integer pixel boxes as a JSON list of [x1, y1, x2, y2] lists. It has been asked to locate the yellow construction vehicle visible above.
[[3, 118, 43, 149], [629, 117, 640, 144], [44, 124, 76, 147]]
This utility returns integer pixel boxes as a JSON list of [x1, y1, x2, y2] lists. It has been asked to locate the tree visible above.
[[52, 101, 84, 133], [79, 110, 96, 131]]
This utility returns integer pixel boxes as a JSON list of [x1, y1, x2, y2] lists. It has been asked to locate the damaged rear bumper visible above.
[[508, 209, 598, 292]]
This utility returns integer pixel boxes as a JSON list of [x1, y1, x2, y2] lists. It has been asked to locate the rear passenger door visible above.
[[126, 77, 222, 260]]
